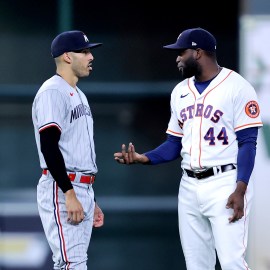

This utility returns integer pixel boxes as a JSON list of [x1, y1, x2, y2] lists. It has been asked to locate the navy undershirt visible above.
[[144, 78, 258, 185], [40, 127, 73, 193], [195, 79, 213, 94]]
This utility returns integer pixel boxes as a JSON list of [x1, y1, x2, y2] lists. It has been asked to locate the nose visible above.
[[89, 53, 94, 61]]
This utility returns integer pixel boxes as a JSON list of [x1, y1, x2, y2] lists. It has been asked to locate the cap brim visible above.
[[51, 43, 103, 58], [88, 43, 103, 49], [163, 43, 184, 50]]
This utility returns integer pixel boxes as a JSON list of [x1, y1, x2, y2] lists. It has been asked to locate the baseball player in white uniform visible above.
[[32, 30, 104, 270], [114, 27, 263, 270]]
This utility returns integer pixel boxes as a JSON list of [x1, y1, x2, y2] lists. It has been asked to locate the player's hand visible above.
[[65, 189, 85, 225], [114, 142, 138, 164], [114, 142, 149, 164], [93, 203, 104, 228], [226, 181, 247, 223]]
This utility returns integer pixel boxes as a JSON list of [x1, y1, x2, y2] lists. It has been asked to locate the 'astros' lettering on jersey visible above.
[[166, 67, 263, 171], [32, 75, 97, 174]]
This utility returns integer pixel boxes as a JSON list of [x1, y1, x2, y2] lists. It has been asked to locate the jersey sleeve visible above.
[[166, 87, 184, 137], [233, 81, 263, 132], [34, 89, 68, 133]]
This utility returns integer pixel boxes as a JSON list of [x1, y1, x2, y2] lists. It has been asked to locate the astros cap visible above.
[[51, 30, 102, 58], [163, 27, 216, 52]]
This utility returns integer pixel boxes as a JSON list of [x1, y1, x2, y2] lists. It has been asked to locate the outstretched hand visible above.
[[114, 142, 149, 165]]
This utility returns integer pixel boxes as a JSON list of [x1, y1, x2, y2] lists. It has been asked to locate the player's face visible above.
[[70, 49, 94, 78], [176, 49, 201, 79]]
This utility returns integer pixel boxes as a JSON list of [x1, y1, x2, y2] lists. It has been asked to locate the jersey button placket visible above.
[[190, 110, 201, 168]]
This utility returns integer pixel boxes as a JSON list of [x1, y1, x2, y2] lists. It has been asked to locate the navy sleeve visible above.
[[144, 134, 182, 165], [40, 127, 73, 193], [236, 127, 258, 185]]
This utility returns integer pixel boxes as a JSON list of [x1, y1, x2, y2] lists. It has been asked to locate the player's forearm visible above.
[[137, 154, 151, 164], [40, 128, 73, 193], [144, 135, 182, 165], [236, 127, 258, 185], [234, 180, 248, 195], [236, 142, 256, 185]]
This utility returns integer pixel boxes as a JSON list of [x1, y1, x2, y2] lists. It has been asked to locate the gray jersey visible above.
[[32, 75, 97, 174]]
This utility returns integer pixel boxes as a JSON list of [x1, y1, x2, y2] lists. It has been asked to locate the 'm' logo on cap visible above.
[[83, 34, 89, 42], [192, 42, 197, 46]]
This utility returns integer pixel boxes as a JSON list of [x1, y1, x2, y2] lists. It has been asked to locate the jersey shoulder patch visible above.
[[245, 100, 260, 118]]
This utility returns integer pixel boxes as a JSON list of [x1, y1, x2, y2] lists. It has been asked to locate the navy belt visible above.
[[184, 164, 236, 180]]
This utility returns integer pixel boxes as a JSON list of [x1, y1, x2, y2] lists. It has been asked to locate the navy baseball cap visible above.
[[163, 27, 216, 52], [51, 30, 102, 58]]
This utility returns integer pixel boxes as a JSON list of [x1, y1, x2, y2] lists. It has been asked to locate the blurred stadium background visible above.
[[0, 0, 269, 269]]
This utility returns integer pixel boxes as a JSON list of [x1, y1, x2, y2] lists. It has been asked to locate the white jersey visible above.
[[167, 67, 263, 171], [32, 75, 97, 174]]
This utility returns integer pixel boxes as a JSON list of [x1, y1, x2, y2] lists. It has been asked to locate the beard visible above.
[[180, 57, 201, 79]]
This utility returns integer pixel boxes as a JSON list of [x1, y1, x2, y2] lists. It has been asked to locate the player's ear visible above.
[[63, 52, 72, 63], [195, 48, 203, 60]]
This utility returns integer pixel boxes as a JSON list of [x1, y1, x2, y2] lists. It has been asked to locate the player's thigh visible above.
[[178, 176, 216, 269], [210, 173, 253, 269], [37, 175, 56, 232], [178, 175, 214, 244], [37, 178, 93, 270]]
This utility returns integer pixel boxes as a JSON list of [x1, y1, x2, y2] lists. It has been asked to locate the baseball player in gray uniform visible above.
[[114, 28, 263, 269], [32, 30, 104, 270]]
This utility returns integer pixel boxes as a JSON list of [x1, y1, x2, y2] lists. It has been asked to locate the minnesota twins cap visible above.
[[163, 27, 216, 52], [51, 30, 102, 58]]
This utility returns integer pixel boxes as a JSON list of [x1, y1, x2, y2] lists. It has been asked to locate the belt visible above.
[[184, 164, 236, 180], [42, 169, 95, 184]]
